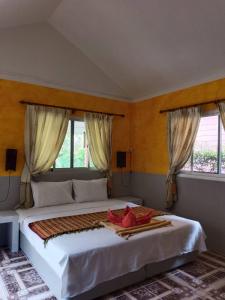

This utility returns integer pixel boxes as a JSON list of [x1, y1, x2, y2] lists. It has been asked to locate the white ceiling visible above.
[[0, 0, 61, 28], [1, 0, 225, 101], [0, 23, 127, 100]]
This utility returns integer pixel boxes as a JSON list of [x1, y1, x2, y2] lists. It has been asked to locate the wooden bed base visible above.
[[20, 231, 198, 300]]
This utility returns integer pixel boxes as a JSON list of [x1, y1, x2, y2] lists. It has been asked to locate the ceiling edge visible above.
[[0, 71, 132, 102], [48, 22, 132, 99], [132, 73, 225, 103]]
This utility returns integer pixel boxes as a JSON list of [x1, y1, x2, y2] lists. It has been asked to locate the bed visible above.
[[17, 199, 206, 300]]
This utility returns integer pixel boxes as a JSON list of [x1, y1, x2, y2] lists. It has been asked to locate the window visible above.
[[183, 113, 225, 174], [55, 120, 94, 168]]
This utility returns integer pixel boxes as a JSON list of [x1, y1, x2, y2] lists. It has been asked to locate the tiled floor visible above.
[[0, 248, 56, 300], [99, 252, 225, 300], [0, 249, 225, 300]]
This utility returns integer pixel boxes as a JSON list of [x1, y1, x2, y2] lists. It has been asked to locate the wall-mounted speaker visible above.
[[5, 149, 17, 171], [116, 151, 126, 168]]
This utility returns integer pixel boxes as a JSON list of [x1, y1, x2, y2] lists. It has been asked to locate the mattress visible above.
[[17, 199, 207, 298]]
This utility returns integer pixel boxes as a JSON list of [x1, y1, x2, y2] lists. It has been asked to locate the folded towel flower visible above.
[[107, 206, 154, 228]]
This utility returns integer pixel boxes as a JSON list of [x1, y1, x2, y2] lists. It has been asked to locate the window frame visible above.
[[180, 109, 225, 178], [54, 117, 94, 169]]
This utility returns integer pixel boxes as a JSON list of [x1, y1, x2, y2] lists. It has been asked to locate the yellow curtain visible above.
[[84, 112, 113, 175], [166, 107, 200, 209], [20, 105, 71, 208]]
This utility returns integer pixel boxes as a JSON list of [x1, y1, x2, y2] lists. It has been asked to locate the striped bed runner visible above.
[[29, 206, 169, 243]]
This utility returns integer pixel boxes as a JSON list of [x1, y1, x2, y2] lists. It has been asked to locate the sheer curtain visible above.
[[166, 107, 200, 208], [84, 112, 113, 178], [20, 105, 71, 208], [218, 102, 225, 130]]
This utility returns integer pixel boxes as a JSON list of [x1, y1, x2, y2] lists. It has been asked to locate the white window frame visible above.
[[179, 109, 225, 181]]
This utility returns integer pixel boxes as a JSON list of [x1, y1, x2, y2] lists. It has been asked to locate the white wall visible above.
[[0, 23, 128, 100]]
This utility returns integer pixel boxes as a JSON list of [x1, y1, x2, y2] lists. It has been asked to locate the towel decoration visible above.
[[107, 206, 154, 227]]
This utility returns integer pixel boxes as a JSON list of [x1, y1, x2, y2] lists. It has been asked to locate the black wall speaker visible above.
[[116, 151, 126, 168], [5, 149, 17, 171]]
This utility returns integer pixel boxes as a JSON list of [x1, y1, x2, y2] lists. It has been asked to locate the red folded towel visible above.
[[107, 206, 154, 228]]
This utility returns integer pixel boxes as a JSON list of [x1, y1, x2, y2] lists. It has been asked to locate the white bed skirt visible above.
[[20, 232, 199, 300]]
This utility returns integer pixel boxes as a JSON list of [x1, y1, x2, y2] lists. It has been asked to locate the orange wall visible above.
[[1, 77, 225, 177], [131, 77, 225, 175], [0, 79, 131, 176]]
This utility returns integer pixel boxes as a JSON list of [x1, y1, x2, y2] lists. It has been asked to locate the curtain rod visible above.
[[159, 98, 225, 114], [20, 100, 125, 117]]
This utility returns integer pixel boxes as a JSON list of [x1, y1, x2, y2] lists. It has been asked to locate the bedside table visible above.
[[115, 196, 143, 206], [0, 210, 19, 252]]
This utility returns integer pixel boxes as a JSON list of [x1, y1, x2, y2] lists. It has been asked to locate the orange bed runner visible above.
[[29, 206, 170, 243]]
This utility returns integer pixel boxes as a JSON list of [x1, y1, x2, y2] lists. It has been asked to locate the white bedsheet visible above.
[[17, 199, 206, 298]]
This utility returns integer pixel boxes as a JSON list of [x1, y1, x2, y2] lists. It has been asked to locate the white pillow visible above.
[[31, 181, 74, 208], [72, 178, 108, 203]]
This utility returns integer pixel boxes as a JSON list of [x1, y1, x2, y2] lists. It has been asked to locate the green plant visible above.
[[74, 148, 85, 167], [193, 150, 217, 172], [192, 150, 225, 172]]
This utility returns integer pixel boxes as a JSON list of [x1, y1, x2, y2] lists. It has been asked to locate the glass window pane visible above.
[[183, 156, 192, 171], [193, 115, 218, 173], [55, 121, 71, 168], [89, 155, 95, 168], [221, 120, 225, 174], [74, 121, 86, 167], [55, 120, 94, 169], [74, 121, 94, 168]]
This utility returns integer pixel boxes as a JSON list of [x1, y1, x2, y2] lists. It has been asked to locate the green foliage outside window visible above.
[[55, 120, 94, 168], [74, 148, 85, 167], [193, 151, 217, 172], [191, 150, 225, 173]]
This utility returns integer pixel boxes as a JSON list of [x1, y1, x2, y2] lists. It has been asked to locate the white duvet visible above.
[[17, 199, 206, 298]]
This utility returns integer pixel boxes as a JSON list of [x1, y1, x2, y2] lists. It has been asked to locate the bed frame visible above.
[[20, 231, 198, 300]]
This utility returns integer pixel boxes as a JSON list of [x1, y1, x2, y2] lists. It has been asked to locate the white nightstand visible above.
[[0, 210, 19, 252], [116, 196, 143, 206]]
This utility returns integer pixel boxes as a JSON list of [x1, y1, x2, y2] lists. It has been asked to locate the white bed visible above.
[[17, 199, 206, 300]]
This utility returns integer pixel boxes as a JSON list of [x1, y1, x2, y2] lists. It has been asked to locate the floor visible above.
[[0, 248, 56, 300], [0, 249, 225, 300], [100, 251, 225, 300]]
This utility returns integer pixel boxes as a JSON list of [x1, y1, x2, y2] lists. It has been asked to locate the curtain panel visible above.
[[218, 102, 225, 130], [84, 112, 113, 179], [166, 107, 200, 209], [20, 105, 71, 208]]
